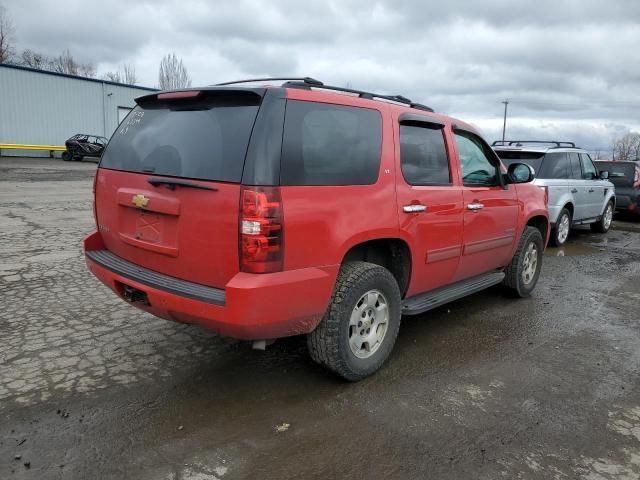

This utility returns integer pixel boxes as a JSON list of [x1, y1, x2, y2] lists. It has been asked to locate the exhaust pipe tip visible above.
[[252, 339, 276, 351]]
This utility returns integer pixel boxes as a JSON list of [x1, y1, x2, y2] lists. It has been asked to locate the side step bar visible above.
[[402, 271, 505, 316]]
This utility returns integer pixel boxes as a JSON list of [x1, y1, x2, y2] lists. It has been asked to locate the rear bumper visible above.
[[614, 194, 638, 211], [84, 231, 338, 340]]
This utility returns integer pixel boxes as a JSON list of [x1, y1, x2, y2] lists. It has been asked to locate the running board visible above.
[[401, 271, 505, 316]]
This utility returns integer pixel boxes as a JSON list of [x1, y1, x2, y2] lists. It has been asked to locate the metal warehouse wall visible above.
[[0, 64, 157, 155]]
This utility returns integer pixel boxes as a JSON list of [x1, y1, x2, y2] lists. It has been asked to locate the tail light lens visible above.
[[240, 187, 284, 273]]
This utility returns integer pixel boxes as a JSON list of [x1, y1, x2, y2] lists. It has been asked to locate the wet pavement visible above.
[[1, 156, 639, 480]]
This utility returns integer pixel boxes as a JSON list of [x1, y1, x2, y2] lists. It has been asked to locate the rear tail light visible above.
[[239, 187, 284, 273]]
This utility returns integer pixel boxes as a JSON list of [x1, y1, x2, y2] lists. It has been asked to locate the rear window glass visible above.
[[400, 125, 450, 185], [280, 101, 382, 186], [495, 150, 544, 177], [100, 92, 261, 182], [595, 162, 636, 185], [539, 152, 571, 179]]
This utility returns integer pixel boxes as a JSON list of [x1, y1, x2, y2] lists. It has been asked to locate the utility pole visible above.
[[501, 100, 509, 142]]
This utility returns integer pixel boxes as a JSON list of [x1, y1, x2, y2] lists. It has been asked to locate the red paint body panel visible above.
[[85, 231, 337, 339], [85, 85, 550, 341], [95, 169, 240, 289]]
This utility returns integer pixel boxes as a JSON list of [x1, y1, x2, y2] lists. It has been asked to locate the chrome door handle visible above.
[[403, 204, 427, 213], [467, 203, 484, 211], [571, 188, 578, 193]]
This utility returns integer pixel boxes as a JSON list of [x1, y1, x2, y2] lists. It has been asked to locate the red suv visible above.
[[85, 78, 549, 380]]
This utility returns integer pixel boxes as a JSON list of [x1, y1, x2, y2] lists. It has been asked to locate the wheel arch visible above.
[[341, 237, 412, 298]]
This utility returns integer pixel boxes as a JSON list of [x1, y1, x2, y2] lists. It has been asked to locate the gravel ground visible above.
[[1, 156, 639, 480]]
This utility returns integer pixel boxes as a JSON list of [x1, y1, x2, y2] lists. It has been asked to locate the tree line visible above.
[[0, 3, 190, 89]]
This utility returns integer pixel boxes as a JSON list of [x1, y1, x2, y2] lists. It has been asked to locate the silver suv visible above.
[[493, 141, 615, 246]]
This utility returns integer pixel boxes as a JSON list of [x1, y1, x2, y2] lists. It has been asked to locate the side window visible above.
[[400, 124, 450, 185], [539, 152, 570, 179], [454, 130, 498, 186], [568, 153, 583, 179], [280, 101, 382, 186], [580, 153, 597, 180]]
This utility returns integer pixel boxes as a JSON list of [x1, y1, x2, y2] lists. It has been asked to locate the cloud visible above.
[[5, 0, 640, 149]]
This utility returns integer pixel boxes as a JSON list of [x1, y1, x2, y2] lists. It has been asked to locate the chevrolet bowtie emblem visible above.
[[131, 194, 149, 209]]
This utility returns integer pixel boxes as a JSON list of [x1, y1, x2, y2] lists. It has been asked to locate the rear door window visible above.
[[400, 125, 450, 185], [568, 153, 583, 179], [100, 92, 261, 182], [539, 152, 571, 179], [280, 101, 382, 186]]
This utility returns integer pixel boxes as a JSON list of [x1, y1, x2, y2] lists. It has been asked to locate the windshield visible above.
[[100, 92, 261, 182], [495, 150, 544, 177]]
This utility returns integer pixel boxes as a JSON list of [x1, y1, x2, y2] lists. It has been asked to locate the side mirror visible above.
[[507, 162, 535, 184], [599, 170, 610, 180]]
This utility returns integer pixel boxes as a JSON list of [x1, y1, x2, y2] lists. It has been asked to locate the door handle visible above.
[[588, 188, 595, 193], [467, 203, 484, 211], [403, 204, 427, 213], [571, 188, 578, 193]]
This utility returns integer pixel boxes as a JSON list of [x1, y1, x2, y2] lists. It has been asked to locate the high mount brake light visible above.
[[157, 91, 201, 100], [240, 187, 283, 273]]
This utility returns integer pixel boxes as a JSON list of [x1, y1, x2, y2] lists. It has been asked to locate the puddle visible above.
[[545, 242, 600, 257]]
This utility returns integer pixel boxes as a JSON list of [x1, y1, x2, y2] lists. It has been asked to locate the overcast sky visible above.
[[5, 0, 640, 151]]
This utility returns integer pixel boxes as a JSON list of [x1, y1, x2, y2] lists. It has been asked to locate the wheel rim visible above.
[[521, 242, 539, 286], [557, 213, 570, 243], [348, 290, 389, 359], [603, 204, 613, 229]]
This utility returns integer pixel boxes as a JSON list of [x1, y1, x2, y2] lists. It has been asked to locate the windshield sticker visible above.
[[119, 111, 145, 136]]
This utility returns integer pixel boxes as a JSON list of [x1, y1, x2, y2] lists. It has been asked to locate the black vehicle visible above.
[[62, 134, 108, 161], [595, 160, 640, 217]]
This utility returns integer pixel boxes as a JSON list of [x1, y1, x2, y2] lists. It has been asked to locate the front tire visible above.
[[62, 150, 72, 161], [550, 208, 571, 246], [591, 201, 613, 233], [502, 226, 544, 298], [307, 261, 401, 381]]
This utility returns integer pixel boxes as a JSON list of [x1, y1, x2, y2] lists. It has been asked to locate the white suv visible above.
[[493, 141, 615, 246]]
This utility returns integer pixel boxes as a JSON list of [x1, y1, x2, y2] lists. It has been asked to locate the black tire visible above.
[[502, 226, 544, 298], [549, 208, 571, 246], [591, 201, 613, 233], [62, 150, 72, 161], [307, 261, 401, 381]]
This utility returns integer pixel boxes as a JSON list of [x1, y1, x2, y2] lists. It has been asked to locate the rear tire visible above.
[[591, 201, 613, 233], [502, 226, 544, 298], [307, 261, 401, 381], [550, 208, 571, 246]]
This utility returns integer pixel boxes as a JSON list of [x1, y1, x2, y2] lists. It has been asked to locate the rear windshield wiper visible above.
[[147, 177, 218, 191]]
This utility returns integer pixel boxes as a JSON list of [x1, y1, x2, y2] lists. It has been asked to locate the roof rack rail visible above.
[[492, 140, 577, 148], [283, 81, 434, 113], [215, 77, 324, 86]]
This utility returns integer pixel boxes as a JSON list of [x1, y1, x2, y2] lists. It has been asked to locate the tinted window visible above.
[[100, 93, 261, 182], [580, 153, 597, 179], [568, 153, 582, 179], [400, 125, 450, 185], [539, 152, 571, 179], [496, 151, 544, 177], [595, 161, 636, 187], [454, 131, 498, 186], [280, 101, 382, 186]]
